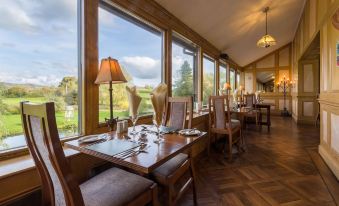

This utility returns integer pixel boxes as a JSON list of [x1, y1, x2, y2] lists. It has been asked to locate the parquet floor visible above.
[[179, 116, 338, 206]]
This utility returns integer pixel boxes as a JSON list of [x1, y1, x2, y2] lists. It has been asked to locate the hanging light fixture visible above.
[[257, 7, 276, 48]]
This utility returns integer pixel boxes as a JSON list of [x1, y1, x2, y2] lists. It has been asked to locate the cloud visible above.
[[0, 1, 38, 33], [0, 73, 62, 86], [120, 56, 161, 79]]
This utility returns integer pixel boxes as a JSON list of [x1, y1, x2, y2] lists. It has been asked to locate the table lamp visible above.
[[95, 57, 127, 131], [223, 82, 231, 95]]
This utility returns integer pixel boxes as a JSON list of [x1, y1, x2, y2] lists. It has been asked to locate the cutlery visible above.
[[122, 145, 150, 159]]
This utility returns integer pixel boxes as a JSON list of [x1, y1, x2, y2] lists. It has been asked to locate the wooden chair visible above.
[[20, 101, 158, 206], [243, 94, 262, 128], [208, 95, 242, 161], [152, 96, 197, 206]]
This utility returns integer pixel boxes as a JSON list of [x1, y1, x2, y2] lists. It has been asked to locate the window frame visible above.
[[202, 54, 216, 104], [97, 1, 165, 124], [171, 33, 199, 102], [218, 62, 228, 94], [0, 0, 82, 157]]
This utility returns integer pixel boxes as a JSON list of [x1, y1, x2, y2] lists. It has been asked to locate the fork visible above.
[[122, 145, 150, 159]]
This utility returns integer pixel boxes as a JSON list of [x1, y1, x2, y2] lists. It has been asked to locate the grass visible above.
[[2, 111, 78, 137], [1, 88, 154, 138], [2, 97, 46, 105]]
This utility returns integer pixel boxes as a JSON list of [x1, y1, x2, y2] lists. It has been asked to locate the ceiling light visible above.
[[257, 7, 276, 48]]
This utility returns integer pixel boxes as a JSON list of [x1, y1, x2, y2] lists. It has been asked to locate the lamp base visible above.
[[280, 108, 291, 117], [105, 117, 118, 131]]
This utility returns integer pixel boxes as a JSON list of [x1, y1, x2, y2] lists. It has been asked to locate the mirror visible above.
[[256, 71, 275, 92]]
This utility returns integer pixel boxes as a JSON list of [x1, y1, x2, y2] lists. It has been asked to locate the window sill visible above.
[[0, 134, 83, 161], [0, 147, 80, 180]]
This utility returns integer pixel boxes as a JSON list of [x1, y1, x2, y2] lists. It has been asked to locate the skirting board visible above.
[[319, 145, 339, 180]]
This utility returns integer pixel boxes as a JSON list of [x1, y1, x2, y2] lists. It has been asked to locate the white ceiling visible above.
[[154, 0, 305, 66]]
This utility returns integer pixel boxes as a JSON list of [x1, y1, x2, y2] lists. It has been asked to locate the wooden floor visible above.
[[179, 116, 339, 206]]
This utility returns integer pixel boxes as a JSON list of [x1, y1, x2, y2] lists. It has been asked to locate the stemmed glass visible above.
[[152, 113, 163, 144], [130, 115, 139, 135]]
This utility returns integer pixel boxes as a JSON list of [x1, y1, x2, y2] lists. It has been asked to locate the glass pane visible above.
[[203, 56, 215, 104], [219, 65, 227, 92], [236, 73, 240, 89], [172, 41, 197, 99], [0, 0, 79, 151], [98, 6, 163, 121], [230, 69, 235, 92]]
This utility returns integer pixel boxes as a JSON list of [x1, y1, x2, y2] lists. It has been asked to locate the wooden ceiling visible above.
[[154, 0, 306, 66]]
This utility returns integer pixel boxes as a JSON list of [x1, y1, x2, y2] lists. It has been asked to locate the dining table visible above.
[[65, 125, 206, 175]]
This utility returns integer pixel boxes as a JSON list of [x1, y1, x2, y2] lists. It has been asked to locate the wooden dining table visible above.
[[65, 125, 206, 175]]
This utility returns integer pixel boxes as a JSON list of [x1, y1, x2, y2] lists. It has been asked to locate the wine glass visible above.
[[130, 115, 139, 135], [152, 113, 163, 144]]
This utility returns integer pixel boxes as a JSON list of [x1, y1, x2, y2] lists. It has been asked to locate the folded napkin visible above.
[[150, 83, 168, 124], [126, 85, 142, 119]]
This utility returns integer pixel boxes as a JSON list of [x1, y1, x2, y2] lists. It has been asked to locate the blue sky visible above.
[[0, 0, 210, 88]]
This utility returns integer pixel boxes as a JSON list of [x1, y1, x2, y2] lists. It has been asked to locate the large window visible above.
[[219, 64, 227, 93], [0, 0, 79, 151], [172, 36, 198, 101], [230, 69, 236, 92], [98, 3, 163, 121], [202, 55, 215, 104]]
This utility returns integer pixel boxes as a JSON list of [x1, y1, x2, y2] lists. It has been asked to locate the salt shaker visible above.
[[123, 120, 129, 132], [116, 121, 124, 134]]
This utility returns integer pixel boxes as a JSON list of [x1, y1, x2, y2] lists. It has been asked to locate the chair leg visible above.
[[189, 162, 198, 206]]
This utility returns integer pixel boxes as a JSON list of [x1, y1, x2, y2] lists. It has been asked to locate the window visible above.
[[219, 64, 227, 93], [230, 69, 236, 92], [0, 0, 79, 152], [202, 55, 215, 104], [172, 36, 198, 101], [236, 72, 241, 89], [98, 3, 163, 121]]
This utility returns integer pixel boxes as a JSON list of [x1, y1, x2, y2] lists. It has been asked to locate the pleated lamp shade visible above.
[[95, 57, 127, 84]]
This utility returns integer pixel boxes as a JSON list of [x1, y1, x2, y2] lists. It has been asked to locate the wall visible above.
[[291, 0, 339, 179], [243, 44, 292, 115]]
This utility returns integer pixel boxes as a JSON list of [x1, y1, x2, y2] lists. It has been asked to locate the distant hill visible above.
[[0, 82, 45, 88]]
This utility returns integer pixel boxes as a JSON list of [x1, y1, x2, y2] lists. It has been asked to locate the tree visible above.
[[203, 73, 214, 104], [0, 86, 8, 138], [58, 77, 78, 105], [173, 61, 193, 96]]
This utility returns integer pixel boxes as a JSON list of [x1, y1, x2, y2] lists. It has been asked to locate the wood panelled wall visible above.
[[291, 0, 339, 179], [243, 44, 292, 115]]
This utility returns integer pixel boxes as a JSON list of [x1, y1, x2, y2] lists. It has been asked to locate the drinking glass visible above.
[[152, 113, 163, 144], [130, 115, 139, 135]]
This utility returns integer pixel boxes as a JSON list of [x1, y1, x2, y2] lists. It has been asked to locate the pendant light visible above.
[[257, 7, 276, 48]]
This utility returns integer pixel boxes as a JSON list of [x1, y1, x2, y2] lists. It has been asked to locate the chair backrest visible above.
[[244, 94, 255, 108], [20, 102, 84, 206], [208, 95, 232, 130], [163, 96, 193, 130]]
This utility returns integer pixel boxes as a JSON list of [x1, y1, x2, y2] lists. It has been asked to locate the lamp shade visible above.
[[95, 57, 127, 84], [223, 82, 231, 90], [257, 34, 276, 48]]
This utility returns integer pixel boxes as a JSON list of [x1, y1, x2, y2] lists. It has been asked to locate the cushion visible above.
[[226, 119, 241, 129], [152, 153, 188, 179], [81, 167, 154, 206]]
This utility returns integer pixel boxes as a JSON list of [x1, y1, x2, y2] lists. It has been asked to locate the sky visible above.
[[0, 0, 214, 88]]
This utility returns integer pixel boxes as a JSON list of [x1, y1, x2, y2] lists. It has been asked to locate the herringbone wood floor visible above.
[[179, 117, 338, 206]]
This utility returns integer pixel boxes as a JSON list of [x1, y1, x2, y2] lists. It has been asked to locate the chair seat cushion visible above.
[[152, 153, 188, 179], [226, 119, 241, 129], [80, 167, 154, 206]]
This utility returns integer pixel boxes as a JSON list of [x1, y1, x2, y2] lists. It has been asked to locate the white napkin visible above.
[[150, 83, 168, 124], [126, 85, 142, 118]]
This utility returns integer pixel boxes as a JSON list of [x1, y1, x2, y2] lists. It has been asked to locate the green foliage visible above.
[[203, 73, 214, 104], [5, 86, 28, 98], [173, 61, 193, 96]]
